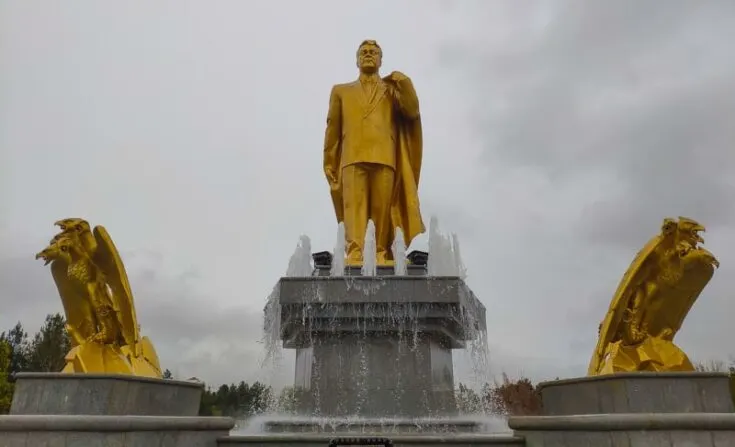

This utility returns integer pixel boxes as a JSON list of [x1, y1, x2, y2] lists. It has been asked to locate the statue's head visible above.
[[356, 40, 382, 74]]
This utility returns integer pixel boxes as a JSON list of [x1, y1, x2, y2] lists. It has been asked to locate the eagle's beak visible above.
[[53, 220, 67, 230], [35, 250, 51, 266], [694, 225, 706, 243]]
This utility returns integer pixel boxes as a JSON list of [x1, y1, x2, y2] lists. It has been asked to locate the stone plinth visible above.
[[510, 413, 735, 447], [1, 372, 234, 447], [0, 415, 234, 447], [220, 434, 525, 447], [10, 372, 204, 416], [312, 265, 429, 277], [274, 274, 486, 418], [508, 372, 735, 446], [262, 418, 485, 434], [538, 372, 734, 415]]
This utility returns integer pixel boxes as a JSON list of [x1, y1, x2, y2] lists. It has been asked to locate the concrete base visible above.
[[0, 415, 234, 447], [538, 372, 734, 415], [313, 265, 429, 277], [219, 434, 524, 447], [510, 413, 735, 446], [508, 372, 735, 446], [2, 372, 234, 447], [261, 418, 485, 434], [10, 372, 204, 416], [275, 275, 486, 418]]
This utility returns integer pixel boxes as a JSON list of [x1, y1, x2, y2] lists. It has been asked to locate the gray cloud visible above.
[[2, 1, 735, 388], [442, 0, 735, 245], [434, 0, 735, 370]]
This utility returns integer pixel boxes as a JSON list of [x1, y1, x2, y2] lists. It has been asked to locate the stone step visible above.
[[256, 417, 496, 434], [0, 414, 234, 447], [218, 434, 525, 447], [509, 413, 735, 446]]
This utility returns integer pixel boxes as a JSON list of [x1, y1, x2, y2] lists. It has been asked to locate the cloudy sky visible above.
[[2, 1, 734, 387]]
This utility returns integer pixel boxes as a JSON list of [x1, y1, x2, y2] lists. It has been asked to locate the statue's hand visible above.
[[387, 71, 409, 83], [325, 169, 338, 188]]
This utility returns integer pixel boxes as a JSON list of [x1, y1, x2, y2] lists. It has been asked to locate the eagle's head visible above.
[[35, 236, 75, 265], [677, 216, 706, 246], [54, 218, 91, 235], [661, 218, 678, 237]]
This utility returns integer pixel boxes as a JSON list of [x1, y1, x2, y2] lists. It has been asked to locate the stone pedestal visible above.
[[538, 372, 734, 415], [263, 418, 486, 434], [509, 372, 735, 446], [274, 271, 486, 419], [10, 372, 204, 416], [0, 373, 235, 447]]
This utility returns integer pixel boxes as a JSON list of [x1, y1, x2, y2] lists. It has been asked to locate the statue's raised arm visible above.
[[588, 217, 719, 376], [35, 218, 162, 378]]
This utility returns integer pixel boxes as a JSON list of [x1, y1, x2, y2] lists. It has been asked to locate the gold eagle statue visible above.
[[35, 218, 162, 378], [588, 217, 719, 376]]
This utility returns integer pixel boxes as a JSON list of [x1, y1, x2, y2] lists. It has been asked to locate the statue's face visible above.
[[357, 43, 382, 74]]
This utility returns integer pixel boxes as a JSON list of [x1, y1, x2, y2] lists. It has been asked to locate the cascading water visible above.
[[246, 223, 505, 435], [330, 222, 346, 276], [361, 220, 377, 276], [392, 227, 407, 275], [425, 217, 493, 405], [261, 236, 313, 377]]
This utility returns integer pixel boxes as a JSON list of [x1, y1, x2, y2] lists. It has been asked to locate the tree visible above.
[[25, 314, 71, 373], [276, 386, 310, 414], [0, 322, 30, 374], [488, 373, 543, 416], [695, 359, 729, 372], [455, 383, 484, 414], [0, 339, 14, 414], [197, 381, 273, 417]]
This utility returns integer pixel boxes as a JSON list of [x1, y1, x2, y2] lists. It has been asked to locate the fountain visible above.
[[4, 38, 735, 447], [221, 219, 516, 447]]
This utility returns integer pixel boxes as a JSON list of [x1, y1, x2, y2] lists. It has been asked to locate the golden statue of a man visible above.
[[323, 39, 425, 265]]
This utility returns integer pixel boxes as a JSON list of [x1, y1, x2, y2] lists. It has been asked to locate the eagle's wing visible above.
[[587, 233, 664, 375], [655, 248, 717, 341], [50, 260, 94, 346], [92, 225, 139, 348]]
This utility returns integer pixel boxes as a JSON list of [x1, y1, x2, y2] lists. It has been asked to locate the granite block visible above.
[[10, 373, 203, 416], [0, 415, 234, 447], [538, 372, 734, 416], [274, 276, 486, 418]]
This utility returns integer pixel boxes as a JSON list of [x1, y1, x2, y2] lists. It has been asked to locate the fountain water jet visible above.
[[427, 216, 466, 277], [361, 220, 377, 276], [392, 227, 407, 275], [286, 235, 313, 277], [330, 222, 346, 276], [451, 233, 467, 280]]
